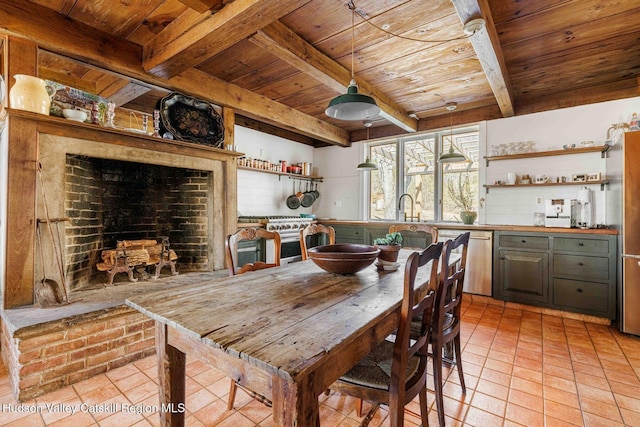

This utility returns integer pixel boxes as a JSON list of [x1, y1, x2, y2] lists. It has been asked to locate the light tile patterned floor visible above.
[[1, 299, 640, 426]]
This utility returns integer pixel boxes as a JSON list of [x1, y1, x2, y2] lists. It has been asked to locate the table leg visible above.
[[271, 377, 320, 427], [156, 323, 186, 427]]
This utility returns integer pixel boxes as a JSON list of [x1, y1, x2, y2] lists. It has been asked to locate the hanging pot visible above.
[[312, 182, 320, 199], [286, 180, 301, 209], [301, 181, 316, 208]]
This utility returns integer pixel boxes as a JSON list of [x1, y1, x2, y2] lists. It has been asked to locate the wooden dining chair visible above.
[[431, 231, 470, 427], [388, 223, 438, 249], [225, 227, 281, 410], [330, 242, 443, 427], [225, 227, 281, 276], [299, 223, 336, 260]]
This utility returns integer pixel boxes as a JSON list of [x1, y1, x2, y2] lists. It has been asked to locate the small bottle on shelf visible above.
[[630, 112, 640, 131]]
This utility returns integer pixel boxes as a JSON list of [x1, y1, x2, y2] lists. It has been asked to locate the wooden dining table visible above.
[[126, 249, 452, 427]]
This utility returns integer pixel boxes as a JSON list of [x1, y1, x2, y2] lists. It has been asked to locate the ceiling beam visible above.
[[106, 82, 154, 107], [451, 0, 515, 117], [249, 21, 418, 133], [350, 104, 504, 142], [37, 67, 97, 94], [178, 0, 229, 14], [143, 0, 307, 79], [0, 0, 349, 146]]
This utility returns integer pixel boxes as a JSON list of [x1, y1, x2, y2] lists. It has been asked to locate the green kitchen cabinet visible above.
[[330, 224, 366, 244], [493, 231, 616, 319], [497, 249, 549, 303], [364, 224, 390, 246], [494, 233, 550, 304], [551, 236, 616, 319]]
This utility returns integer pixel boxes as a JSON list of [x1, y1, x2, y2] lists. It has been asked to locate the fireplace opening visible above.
[[65, 155, 212, 290]]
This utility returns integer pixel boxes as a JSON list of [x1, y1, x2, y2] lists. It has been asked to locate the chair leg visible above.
[[227, 379, 238, 410], [356, 398, 363, 417], [432, 343, 446, 427], [359, 403, 380, 427], [454, 334, 466, 393], [419, 385, 429, 427]]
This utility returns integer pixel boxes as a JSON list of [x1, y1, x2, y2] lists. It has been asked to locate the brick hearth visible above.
[[1, 306, 155, 401], [0, 271, 229, 402]]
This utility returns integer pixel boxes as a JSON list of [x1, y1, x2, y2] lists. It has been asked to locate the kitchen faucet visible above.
[[398, 193, 419, 222]]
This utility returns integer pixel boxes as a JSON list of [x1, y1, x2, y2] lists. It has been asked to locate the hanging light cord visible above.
[[350, 1, 355, 80], [350, 0, 472, 44]]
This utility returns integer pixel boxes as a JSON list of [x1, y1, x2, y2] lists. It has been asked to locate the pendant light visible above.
[[325, 2, 380, 121], [357, 121, 377, 170], [438, 102, 466, 163]]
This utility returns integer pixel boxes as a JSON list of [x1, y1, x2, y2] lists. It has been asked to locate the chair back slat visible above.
[[300, 224, 336, 260], [388, 223, 438, 249], [397, 242, 443, 369], [434, 232, 470, 333], [226, 228, 281, 276]]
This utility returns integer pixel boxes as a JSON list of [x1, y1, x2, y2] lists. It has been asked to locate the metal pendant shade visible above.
[[357, 121, 377, 170], [357, 157, 378, 170], [326, 2, 380, 121], [438, 146, 467, 163], [438, 102, 466, 163], [326, 80, 380, 120]]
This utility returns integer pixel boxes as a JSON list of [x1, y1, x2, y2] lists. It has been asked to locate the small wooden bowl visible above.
[[307, 244, 380, 275]]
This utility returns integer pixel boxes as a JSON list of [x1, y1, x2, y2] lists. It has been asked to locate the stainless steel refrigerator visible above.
[[607, 131, 640, 335]]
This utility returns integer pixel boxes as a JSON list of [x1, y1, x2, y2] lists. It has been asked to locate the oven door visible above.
[[278, 235, 303, 265]]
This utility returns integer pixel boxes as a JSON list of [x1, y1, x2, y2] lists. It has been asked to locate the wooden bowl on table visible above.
[[307, 244, 380, 275]]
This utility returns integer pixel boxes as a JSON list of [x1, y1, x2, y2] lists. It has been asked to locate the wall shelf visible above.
[[484, 180, 609, 193], [483, 145, 610, 166], [238, 165, 323, 182]]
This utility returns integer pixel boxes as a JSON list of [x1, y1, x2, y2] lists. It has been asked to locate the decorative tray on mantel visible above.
[[159, 92, 225, 148]]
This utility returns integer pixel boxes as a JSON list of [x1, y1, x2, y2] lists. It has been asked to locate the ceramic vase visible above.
[[460, 211, 477, 225], [9, 74, 51, 115]]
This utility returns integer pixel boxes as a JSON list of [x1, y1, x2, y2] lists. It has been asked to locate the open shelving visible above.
[[483, 145, 610, 166], [483, 144, 610, 192], [238, 165, 323, 182]]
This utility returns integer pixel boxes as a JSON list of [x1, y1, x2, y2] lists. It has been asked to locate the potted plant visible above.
[[446, 172, 477, 225], [373, 231, 403, 262]]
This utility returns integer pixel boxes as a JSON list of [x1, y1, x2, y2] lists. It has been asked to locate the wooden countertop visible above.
[[315, 220, 618, 235]]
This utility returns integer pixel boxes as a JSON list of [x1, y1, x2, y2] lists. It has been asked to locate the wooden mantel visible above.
[[1, 107, 241, 309]]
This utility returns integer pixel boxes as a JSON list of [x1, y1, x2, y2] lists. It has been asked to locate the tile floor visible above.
[[1, 299, 640, 426]]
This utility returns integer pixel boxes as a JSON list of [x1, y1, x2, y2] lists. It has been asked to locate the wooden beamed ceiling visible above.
[[1, 0, 639, 146]]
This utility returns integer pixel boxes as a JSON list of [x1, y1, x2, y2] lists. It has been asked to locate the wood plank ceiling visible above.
[[2, 0, 640, 147]]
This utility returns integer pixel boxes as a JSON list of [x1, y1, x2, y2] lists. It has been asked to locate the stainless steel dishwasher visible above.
[[438, 229, 493, 296]]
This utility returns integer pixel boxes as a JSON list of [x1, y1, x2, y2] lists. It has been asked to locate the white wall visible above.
[[235, 126, 315, 216], [310, 97, 640, 224], [484, 97, 639, 225], [312, 143, 361, 220]]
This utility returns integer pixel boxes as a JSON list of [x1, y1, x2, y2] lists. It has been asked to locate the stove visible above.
[[237, 216, 314, 240], [237, 216, 315, 264]]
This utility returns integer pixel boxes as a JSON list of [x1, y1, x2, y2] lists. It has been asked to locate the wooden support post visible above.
[[156, 323, 186, 427], [3, 36, 38, 308]]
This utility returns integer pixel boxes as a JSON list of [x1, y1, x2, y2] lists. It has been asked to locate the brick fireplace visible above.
[[65, 155, 212, 290], [1, 115, 238, 401], [35, 132, 231, 292]]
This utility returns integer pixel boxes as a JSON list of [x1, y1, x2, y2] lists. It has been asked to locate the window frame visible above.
[[365, 124, 480, 222]]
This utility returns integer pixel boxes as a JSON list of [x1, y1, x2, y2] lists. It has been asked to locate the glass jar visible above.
[[533, 212, 545, 227]]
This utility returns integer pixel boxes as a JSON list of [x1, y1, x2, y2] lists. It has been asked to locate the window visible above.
[[367, 127, 479, 222]]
